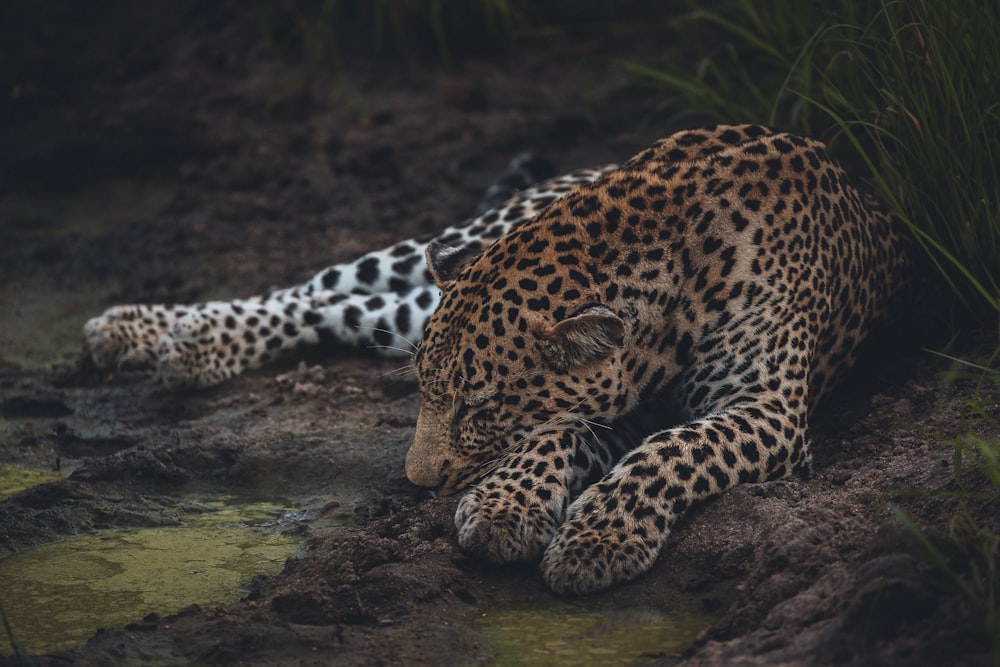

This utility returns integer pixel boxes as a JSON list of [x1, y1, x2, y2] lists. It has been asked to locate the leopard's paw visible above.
[[153, 312, 236, 389], [540, 478, 667, 595], [455, 478, 568, 564], [83, 305, 177, 371]]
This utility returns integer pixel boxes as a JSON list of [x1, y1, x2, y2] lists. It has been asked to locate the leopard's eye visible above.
[[452, 391, 496, 421], [463, 391, 495, 408]]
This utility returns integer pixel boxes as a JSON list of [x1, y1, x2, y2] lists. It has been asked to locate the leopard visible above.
[[407, 124, 911, 594], [84, 124, 911, 595]]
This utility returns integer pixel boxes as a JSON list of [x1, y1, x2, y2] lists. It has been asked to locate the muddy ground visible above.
[[0, 3, 997, 665]]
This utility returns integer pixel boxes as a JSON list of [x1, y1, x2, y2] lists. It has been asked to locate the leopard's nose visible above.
[[404, 449, 443, 488], [405, 408, 447, 488]]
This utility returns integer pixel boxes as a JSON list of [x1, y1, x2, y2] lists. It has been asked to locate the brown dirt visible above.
[[0, 3, 996, 666]]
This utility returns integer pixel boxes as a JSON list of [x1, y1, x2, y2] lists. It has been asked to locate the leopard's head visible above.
[[406, 239, 626, 495]]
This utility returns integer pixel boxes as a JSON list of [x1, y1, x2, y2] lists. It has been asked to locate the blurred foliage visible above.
[[253, 0, 685, 67]]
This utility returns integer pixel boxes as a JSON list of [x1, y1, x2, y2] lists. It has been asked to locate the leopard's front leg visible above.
[[540, 401, 812, 594], [455, 427, 628, 564]]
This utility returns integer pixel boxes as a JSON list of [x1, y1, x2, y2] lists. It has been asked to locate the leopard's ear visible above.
[[540, 306, 625, 371], [425, 241, 482, 287]]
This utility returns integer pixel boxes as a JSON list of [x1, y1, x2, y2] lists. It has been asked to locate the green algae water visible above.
[[0, 500, 299, 655], [0, 464, 62, 498], [476, 599, 714, 666]]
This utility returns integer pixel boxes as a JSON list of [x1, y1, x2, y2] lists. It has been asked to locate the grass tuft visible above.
[[884, 346, 1000, 664], [626, 0, 1000, 322], [889, 358, 1000, 663]]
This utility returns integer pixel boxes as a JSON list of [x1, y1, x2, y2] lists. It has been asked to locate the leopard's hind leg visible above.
[[84, 160, 615, 387], [148, 286, 439, 388]]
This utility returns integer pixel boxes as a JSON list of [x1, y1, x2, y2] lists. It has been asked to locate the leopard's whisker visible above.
[[576, 417, 613, 431], [380, 364, 417, 379], [356, 325, 420, 353], [368, 343, 420, 356], [575, 419, 604, 450]]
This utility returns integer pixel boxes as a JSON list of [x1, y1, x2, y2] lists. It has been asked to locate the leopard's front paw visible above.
[[540, 478, 668, 595], [455, 477, 569, 564], [83, 305, 173, 371]]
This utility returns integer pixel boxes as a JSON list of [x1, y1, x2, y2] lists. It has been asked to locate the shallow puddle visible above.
[[0, 498, 301, 655], [476, 598, 714, 666]]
